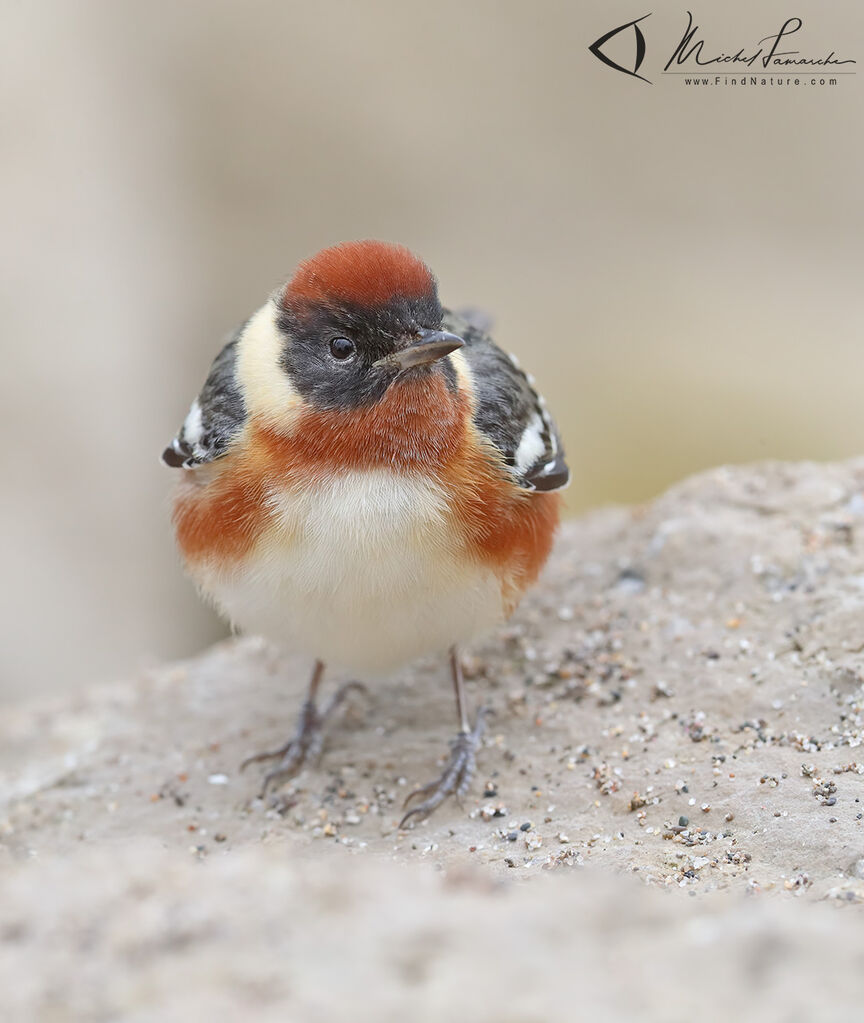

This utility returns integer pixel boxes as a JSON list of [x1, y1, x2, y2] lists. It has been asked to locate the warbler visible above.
[[163, 240, 569, 825]]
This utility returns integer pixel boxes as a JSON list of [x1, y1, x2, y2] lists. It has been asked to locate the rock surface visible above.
[[3, 460, 864, 1020]]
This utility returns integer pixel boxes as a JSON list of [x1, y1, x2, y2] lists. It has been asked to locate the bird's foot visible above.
[[399, 707, 488, 828], [241, 681, 369, 796]]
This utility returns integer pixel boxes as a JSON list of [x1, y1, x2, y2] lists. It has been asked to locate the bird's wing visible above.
[[444, 309, 570, 492], [162, 324, 248, 469]]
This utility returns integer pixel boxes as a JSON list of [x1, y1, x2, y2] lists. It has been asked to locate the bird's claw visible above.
[[241, 681, 370, 797], [399, 707, 488, 828]]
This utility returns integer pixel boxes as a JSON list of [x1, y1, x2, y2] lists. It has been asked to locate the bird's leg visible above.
[[400, 646, 487, 828], [241, 660, 368, 796]]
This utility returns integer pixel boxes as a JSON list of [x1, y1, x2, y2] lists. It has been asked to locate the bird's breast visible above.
[[172, 372, 560, 670], [192, 466, 506, 671]]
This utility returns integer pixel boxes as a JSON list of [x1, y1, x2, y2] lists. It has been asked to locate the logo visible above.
[[589, 12, 855, 87], [589, 14, 652, 84]]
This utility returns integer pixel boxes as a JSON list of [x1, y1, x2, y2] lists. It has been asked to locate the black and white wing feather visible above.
[[162, 324, 247, 469], [444, 310, 570, 492]]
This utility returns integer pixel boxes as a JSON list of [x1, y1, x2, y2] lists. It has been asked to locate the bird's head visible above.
[[256, 240, 464, 414]]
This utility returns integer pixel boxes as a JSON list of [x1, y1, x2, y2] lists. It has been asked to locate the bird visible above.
[[162, 240, 569, 826]]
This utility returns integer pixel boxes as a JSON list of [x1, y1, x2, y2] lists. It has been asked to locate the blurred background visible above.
[[1, 0, 861, 701]]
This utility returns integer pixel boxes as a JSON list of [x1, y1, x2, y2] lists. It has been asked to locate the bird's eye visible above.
[[329, 336, 355, 360]]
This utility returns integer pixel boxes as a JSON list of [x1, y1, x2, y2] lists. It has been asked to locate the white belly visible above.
[[193, 469, 505, 672]]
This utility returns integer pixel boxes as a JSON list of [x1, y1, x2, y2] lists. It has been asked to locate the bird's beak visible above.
[[373, 329, 464, 372]]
